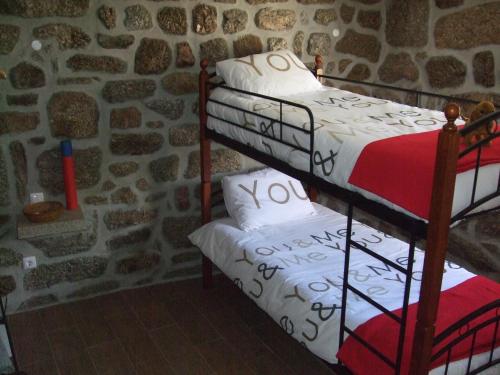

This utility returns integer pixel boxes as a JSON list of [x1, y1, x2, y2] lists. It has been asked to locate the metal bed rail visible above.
[[338, 203, 418, 374], [452, 110, 500, 223], [430, 299, 500, 375], [316, 73, 500, 109], [207, 81, 316, 177]]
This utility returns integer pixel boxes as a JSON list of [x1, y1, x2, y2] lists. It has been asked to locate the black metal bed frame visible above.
[[203, 70, 500, 374]]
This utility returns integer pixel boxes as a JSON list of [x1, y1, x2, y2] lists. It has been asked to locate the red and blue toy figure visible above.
[[60, 140, 78, 210]]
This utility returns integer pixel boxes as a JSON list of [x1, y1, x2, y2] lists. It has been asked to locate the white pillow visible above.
[[216, 50, 322, 97], [222, 168, 317, 231]]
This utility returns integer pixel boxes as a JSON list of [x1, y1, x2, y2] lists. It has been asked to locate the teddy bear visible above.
[[462, 100, 497, 147]]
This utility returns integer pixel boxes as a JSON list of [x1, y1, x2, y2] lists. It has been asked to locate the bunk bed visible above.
[[194, 52, 500, 375]]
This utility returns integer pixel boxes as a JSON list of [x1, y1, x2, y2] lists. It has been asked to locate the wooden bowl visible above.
[[23, 201, 64, 223]]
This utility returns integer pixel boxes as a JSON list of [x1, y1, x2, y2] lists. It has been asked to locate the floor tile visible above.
[[88, 340, 136, 375], [75, 314, 115, 348], [120, 335, 165, 367], [253, 321, 332, 375], [150, 325, 214, 375], [123, 288, 176, 330], [13, 335, 53, 367], [46, 328, 86, 363], [248, 347, 295, 375], [93, 292, 130, 318], [166, 298, 221, 345], [197, 337, 256, 375], [8, 310, 44, 339], [56, 354, 98, 375], [106, 309, 148, 342], [132, 356, 176, 375], [38, 304, 77, 332], [21, 358, 60, 375]]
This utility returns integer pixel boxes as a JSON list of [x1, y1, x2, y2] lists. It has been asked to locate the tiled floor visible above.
[[9, 275, 335, 375]]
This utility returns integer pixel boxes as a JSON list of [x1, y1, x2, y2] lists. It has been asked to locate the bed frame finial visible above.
[[314, 55, 323, 81], [444, 103, 460, 131], [200, 58, 209, 71], [314, 55, 323, 70]]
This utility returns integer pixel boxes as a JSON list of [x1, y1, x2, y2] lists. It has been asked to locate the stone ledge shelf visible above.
[[17, 207, 87, 240]]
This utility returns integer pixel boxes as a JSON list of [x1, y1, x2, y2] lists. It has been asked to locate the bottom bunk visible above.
[[189, 203, 500, 375]]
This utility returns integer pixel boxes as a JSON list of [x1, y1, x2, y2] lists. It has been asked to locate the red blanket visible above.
[[348, 128, 500, 219], [337, 276, 500, 374]]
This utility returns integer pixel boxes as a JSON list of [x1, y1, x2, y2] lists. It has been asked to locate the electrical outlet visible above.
[[23, 256, 37, 270], [30, 192, 44, 203]]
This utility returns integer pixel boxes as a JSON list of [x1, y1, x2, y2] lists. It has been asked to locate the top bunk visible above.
[[199, 50, 500, 238]]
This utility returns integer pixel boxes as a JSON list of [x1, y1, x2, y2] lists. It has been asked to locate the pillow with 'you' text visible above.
[[222, 168, 317, 231], [216, 50, 322, 97]]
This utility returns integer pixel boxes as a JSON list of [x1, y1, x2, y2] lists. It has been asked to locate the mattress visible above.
[[207, 86, 500, 221], [189, 203, 499, 374]]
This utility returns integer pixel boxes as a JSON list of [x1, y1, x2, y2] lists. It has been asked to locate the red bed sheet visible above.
[[337, 276, 500, 374], [348, 128, 500, 219]]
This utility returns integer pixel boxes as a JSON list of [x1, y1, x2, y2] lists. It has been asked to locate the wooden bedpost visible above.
[[199, 59, 213, 289], [410, 103, 460, 375], [307, 185, 318, 202]]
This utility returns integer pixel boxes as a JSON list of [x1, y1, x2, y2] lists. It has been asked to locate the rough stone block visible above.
[[255, 8, 297, 31], [48, 91, 99, 138], [158, 7, 187, 35], [24, 256, 108, 290], [9, 62, 45, 89], [110, 107, 141, 129], [124, 4, 152, 31], [149, 155, 180, 182], [107, 227, 151, 251], [0, 24, 20, 54], [185, 149, 241, 179], [234, 34, 263, 58], [109, 161, 139, 177], [97, 34, 134, 49], [223, 9, 247, 34], [135, 38, 171, 75], [102, 79, 156, 103], [33, 23, 91, 50], [145, 99, 184, 120], [0, 112, 39, 136], [66, 54, 127, 74], [0, 0, 89, 17], [104, 209, 158, 230], [162, 72, 198, 95], [192, 4, 217, 34], [110, 133, 164, 155], [200, 38, 229, 66]]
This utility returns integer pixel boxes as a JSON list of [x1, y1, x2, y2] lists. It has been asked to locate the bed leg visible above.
[[409, 104, 460, 375]]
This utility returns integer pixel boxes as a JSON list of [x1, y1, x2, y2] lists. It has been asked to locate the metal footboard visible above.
[[431, 299, 500, 374]]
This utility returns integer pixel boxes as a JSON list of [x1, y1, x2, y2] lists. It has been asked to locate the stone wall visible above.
[[1, 0, 498, 313], [330, 0, 499, 106], [0, 0, 342, 312]]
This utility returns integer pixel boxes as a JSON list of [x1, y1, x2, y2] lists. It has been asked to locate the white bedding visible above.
[[189, 203, 499, 374], [207, 86, 500, 221]]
